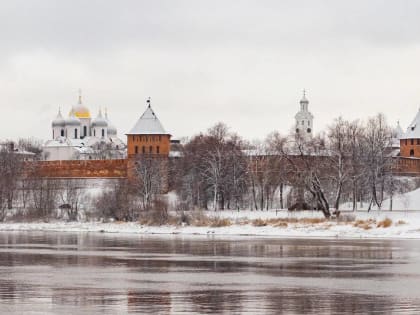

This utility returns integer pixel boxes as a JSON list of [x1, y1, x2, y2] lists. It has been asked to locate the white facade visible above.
[[43, 94, 126, 160], [295, 91, 314, 138]]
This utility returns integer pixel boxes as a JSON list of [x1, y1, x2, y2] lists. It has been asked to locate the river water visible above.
[[0, 232, 420, 314]]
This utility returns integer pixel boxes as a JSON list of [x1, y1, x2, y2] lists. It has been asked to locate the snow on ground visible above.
[[1, 209, 420, 239]]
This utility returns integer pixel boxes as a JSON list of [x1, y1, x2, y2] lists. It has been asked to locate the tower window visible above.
[[102, 129, 105, 137], [61, 129, 64, 137], [410, 149, 415, 157], [53, 131, 54, 139], [74, 129, 78, 139], [308, 121, 310, 126], [83, 126, 87, 137], [417, 139, 420, 145], [149, 146, 153, 153], [411, 139, 414, 145], [307, 128, 311, 133], [157, 146, 160, 154], [301, 120, 304, 125], [142, 146, 146, 154], [94, 129, 96, 137], [296, 128, 299, 133], [135, 146, 138, 154]]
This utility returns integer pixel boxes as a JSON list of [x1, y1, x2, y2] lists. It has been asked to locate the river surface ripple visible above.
[[0, 232, 419, 314]]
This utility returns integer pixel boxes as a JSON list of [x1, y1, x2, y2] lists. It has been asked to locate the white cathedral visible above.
[[43, 93, 126, 160]]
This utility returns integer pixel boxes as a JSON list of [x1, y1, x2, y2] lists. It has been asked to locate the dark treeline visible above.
[[0, 114, 415, 222], [171, 114, 411, 218]]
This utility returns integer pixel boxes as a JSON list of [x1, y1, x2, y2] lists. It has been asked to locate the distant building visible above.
[[43, 92, 125, 160], [400, 108, 420, 158], [295, 90, 314, 138], [0, 141, 37, 161]]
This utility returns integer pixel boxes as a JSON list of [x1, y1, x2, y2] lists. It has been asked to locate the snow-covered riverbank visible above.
[[1, 210, 420, 239]]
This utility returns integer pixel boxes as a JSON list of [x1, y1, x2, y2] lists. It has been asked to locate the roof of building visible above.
[[105, 109, 117, 135], [69, 92, 91, 119], [127, 102, 169, 135], [401, 109, 420, 139], [52, 109, 65, 127], [91, 109, 108, 127]]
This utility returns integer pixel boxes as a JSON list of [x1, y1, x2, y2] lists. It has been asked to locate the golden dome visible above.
[[69, 104, 91, 118], [69, 91, 91, 118]]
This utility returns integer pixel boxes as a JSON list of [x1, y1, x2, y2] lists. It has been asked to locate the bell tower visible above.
[[295, 90, 314, 138]]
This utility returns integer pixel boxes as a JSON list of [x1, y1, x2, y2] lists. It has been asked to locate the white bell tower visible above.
[[295, 90, 314, 138]]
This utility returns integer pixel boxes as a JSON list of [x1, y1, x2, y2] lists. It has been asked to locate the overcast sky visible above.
[[1, 0, 420, 141]]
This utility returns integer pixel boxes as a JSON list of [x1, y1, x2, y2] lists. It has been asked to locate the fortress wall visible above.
[[392, 157, 420, 176], [25, 159, 128, 178]]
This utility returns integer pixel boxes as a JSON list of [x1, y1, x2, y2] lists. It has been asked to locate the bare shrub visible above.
[[300, 218, 326, 224], [377, 218, 393, 228], [353, 219, 375, 230], [95, 179, 137, 221], [210, 217, 231, 227], [139, 198, 170, 226], [252, 218, 267, 227], [396, 220, 407, 225]]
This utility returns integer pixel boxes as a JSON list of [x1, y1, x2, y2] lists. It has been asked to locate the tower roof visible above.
[[127, 100, 169, 135], [402, 108, 420, 139]]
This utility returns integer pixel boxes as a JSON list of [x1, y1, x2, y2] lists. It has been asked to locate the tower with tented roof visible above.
[[126, 98, 171, 157], [400, 108, 420, 158]]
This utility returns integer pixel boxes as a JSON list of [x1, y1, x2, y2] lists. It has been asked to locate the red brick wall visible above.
[[400, 139, 420, 158], [392, 157, 420, 176], [127, 134, 171, 157], [25, 159, 128, 178]]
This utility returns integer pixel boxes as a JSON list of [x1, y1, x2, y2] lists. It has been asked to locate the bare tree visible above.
[[0, 146, 23, 220], [58, 179, 86, 221], [361, 113, 393, 210], [132, 156, 168, 210]]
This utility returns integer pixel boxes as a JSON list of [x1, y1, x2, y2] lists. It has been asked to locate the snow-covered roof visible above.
[[127, 104, 169, 135], [402, 109, 420, 139]]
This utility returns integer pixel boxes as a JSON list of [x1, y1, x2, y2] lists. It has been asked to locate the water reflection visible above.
[[0, 232, 419, 314]]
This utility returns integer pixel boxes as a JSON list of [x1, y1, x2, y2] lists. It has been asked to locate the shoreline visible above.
[[1, 220, 420, 240]]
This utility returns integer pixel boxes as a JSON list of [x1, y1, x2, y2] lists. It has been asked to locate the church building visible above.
[[43, 92, 125, 160]]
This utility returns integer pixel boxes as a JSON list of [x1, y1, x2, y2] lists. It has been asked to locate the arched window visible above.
[[142, 146, 146, 154], [149, 146, 153, 153], [74, 129, 78, 139], [102, 129, 105, 138], [157, 146, 160, 154], [94, 129, 96, 137], [135, 146, 138, 154], [61, 129, 64, 137], [411, 139, 414, 145], [410, 149, 415, 157], [53, 131, 54, 139], [83, 126, 87, 138]]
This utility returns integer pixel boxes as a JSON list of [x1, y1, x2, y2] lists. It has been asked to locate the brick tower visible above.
[[126, 98, 171, 158]]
